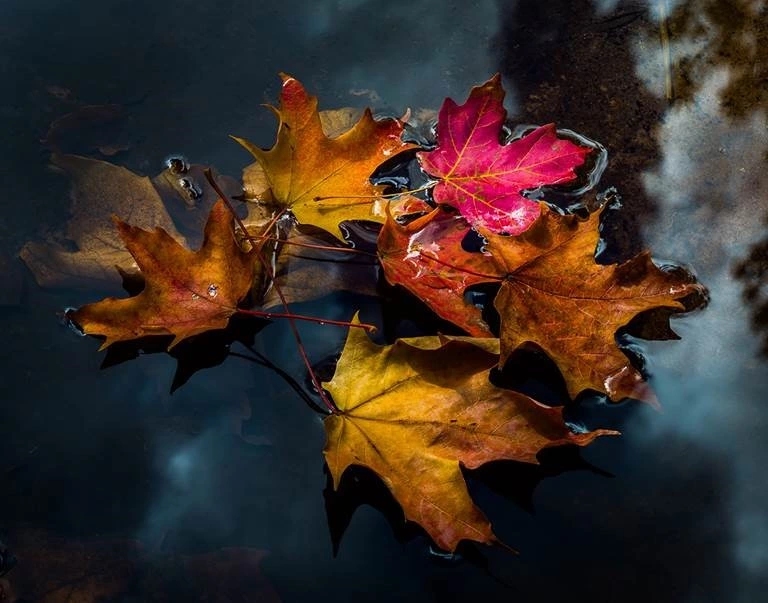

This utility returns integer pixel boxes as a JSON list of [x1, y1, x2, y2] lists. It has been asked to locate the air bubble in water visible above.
[[178, 177, 203, 200], [165, 154, 189, 175], [61, 307, 86, 337], [428, 545, 462, 563], [207, 284, 219, 298]]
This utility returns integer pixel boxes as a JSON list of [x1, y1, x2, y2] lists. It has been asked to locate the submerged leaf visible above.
[[263, 223, 378, 309], [323, 321, 614, 551], [0, 529, 138, 603], [70, 200, 258, 349], [233, 74, 417, 240], [418, 75, 591, 234], [20, 154, 186, 290]]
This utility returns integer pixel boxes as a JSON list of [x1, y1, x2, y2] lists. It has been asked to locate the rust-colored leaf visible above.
[[323, 320, 615, 551], [379, 202, 703, 403], [483, 205, 705, 403], [377, 206, 498, 336], [233, 74, 417, 241], [70, 200, 258, 349]]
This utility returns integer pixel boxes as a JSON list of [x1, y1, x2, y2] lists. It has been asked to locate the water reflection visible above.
[[667, 0, 767, 118], [495, 0, 666, 259], [734, 229, 768, 355], [633, 0, 768, 588]]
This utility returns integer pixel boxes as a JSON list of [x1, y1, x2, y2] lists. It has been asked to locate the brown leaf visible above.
[[70, 200, 258, 349], [323, 321, 615, 551], [483, 205, 705, 403], [20, 154, 186, 290]]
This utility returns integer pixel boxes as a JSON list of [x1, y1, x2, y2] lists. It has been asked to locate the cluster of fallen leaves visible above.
[[21, 74, 705, 553]]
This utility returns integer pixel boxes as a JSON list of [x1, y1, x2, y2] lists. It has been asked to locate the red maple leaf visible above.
[[418, 74, 592, 235]]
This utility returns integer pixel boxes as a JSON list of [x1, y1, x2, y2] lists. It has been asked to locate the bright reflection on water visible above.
[[635, 1, 768, 585], [0, 1, 766, 601]]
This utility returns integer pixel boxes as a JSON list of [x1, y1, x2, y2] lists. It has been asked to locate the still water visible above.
[[1, 1, 766, 601]]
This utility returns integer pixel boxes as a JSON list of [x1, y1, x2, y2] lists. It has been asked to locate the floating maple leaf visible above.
[[418, 75, 591, 235], [378, 204, 704, 403], [378, 206, 498, 336], [322, 320, 615, 551], [482, 206, 705, 403], [233, 74, 417, 241], [70, 200, 259, 349]]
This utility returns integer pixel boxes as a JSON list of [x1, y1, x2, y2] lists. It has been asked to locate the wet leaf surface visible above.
[[418, 75, 591, 234], [379, 201, 705, 403], [322, 320, 615, 551], [483, 206, 705, 403], [70, 200, 258, 349], [233, 74, 417, 240], [378, 206, 497, 336]]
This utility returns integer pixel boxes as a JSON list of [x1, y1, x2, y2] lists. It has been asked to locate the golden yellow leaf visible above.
[[323, 321, 615, 551], [233, 74, 417, 241]]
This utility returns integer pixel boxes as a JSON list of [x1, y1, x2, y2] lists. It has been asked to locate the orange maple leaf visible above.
[[481, 206, 705, 403], [70, 200, 258, 349], [232, 74, 417, 241]]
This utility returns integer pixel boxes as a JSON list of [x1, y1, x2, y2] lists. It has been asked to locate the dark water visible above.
[[1, 1, 767, 601]]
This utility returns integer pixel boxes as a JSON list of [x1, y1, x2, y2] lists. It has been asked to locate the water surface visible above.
[[1, 1, 766, 601]]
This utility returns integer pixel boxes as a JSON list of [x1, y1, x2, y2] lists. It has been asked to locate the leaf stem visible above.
[[204, 169, 339, 414], [313, 182, 435, 202], [263, 236, 377, 257], [235, 308, 376, 331], [230, 345, 329, 415]]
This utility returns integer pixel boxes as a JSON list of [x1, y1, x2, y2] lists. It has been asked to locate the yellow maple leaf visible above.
[[323, 319, 616, 551]]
